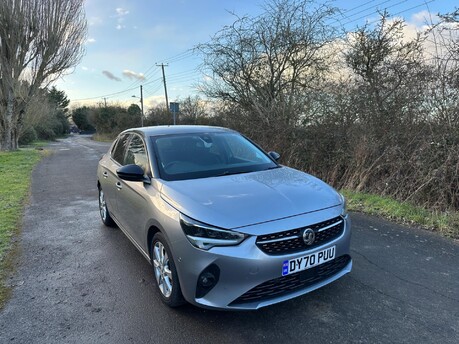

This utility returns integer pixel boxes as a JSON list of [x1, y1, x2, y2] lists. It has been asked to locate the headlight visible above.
[[339, 193, 348, 217], [180, 214, 247, 250]]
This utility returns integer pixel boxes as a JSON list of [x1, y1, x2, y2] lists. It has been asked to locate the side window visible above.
[[124, 134, 148, 172], [112, 134, 131, 165]]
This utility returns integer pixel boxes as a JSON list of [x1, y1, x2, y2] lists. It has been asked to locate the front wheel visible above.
[[98, 187, 116, 227], [151, 233, 185, 307]]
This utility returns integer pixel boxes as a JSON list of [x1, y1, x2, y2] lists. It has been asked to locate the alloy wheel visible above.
[[153, 241, 173, 298], [99, 189, 107, 221]]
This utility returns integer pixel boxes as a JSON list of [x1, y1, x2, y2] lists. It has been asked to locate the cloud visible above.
[[114, 7, 129, 29], [145, 95, 167, 108], [81, 66, 96, 72], [86, 38, 96, 44], [115, 8, 129, 16], [102, 70, 121, 81], [122, 70, 146, 81], [411, 10, 439, 25]]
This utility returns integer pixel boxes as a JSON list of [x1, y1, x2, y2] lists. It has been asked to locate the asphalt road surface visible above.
[[1, 135, 458, 344]]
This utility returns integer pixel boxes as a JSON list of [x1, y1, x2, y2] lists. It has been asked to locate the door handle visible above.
[[102, 171, 108, 179], [116, 182, 122, 190]]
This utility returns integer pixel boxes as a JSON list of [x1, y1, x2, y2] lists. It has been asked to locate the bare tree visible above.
[[178, 96, 207, 124], [0, 0, 87, 150], [425, 8, 459, 128], [344, 12, 425, 133], [197, 0, 337, 133], [438, 8, 459, 61]]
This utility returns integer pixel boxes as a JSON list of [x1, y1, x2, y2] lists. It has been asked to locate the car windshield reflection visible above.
[[151, 132, 278, 181]]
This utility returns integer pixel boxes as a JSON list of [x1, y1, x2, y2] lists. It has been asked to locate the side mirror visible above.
[[268, 151, 280, 162], [117, 164, 146, 182]]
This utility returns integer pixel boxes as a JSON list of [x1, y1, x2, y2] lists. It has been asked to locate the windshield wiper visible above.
[[217, 170, 252, 177], [218, 165, 281, 176]]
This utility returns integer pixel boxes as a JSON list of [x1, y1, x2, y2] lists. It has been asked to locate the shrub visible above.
[[35, 125, 57, 141], [18, 127, 38, 145]]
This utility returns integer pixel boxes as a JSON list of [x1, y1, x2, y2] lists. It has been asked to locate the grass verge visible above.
[[0, 148, 44, 308], [342, 189, 459, 239], [19, 140, 49, 150], [92, 133, 115, 143]]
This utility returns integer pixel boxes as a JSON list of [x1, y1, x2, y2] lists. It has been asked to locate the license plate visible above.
[[282, 246, 336, 276]]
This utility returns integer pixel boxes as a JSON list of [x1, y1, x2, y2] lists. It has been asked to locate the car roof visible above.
[[122, 125, 235, 137]]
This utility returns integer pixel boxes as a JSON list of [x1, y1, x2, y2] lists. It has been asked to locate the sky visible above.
[[54, 0, 454, 110]]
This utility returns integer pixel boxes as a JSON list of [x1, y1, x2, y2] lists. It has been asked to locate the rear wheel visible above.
[[98, 187, 116, 227], [151, 232, 185, 307]]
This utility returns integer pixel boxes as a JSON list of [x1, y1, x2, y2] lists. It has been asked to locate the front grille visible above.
[[256, 216, 344, 255], [230, 255, 351, 305]]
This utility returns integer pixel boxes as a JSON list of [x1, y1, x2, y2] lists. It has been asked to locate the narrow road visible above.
[[1, 135, 458, 344]]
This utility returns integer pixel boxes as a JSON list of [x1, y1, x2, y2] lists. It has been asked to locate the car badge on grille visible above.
[[302, 228, 315, 245]]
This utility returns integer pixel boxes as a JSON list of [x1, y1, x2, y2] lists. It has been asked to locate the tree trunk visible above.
[[0, 90, 19, 151], [0, 0, 87, 151]]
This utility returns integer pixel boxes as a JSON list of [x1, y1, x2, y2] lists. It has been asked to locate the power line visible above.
[[167, 75, 201, 84], [167, 69, 200, 82], [339, 0, 409, 25], [390, 0, 436, 18], [142, 79, 163, 93], [142, 84, 164, 98], [72, 85, 140, 102], [142, 80, 164, 97], [340, 0, 381, 16], [72, 77, 163, 102], [73, 0, 436, 104], [340, 0, 436, 26], [143, 67, 161, 81], [165, 49, 196, 63], [124, 67, 160, 91], [340, 0, 403, 21], [120, 49, 197, 92]]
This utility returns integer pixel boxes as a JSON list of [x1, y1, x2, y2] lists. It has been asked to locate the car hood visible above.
[[160, 166, 341, 230]]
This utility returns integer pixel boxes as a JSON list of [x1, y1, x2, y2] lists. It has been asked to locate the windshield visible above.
[[151, 132, 278, 181]]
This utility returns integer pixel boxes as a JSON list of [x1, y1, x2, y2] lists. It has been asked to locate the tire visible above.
[[98, 187, 116, 227], [151, 232, 185, 307]]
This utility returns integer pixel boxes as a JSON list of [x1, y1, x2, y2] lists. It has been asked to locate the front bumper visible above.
[[170, 209, 352, 310]]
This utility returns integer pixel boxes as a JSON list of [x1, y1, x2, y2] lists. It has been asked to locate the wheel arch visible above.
[[147, 224, 162, 261]]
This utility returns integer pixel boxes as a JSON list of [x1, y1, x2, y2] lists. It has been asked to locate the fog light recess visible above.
[[196, 264, 220, 298]]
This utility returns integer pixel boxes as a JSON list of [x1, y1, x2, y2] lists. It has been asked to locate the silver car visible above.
[[97, 125, 352, 310]]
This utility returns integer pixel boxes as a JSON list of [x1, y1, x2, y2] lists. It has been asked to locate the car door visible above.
[[115, 133, 152, 251], [99, 133, 131, 221]]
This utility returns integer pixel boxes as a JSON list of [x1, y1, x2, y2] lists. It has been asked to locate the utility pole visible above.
[[140, 85, 144, 127], [132, 88, 144, 127], [156, 63, 171, 123], [102, 97, 107, 107]]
